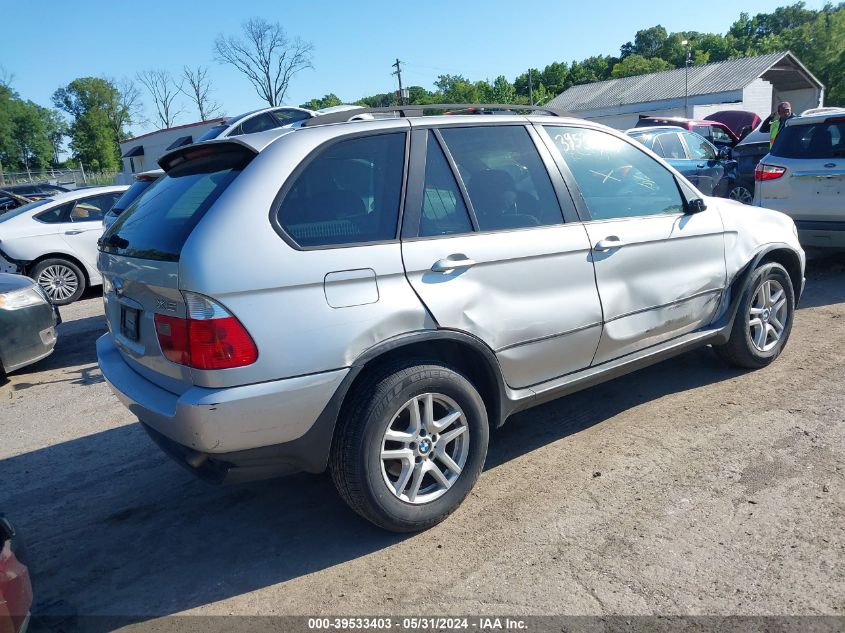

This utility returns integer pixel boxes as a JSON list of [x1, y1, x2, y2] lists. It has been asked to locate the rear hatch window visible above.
[[101, 147, 252, 261], [771, 119, 845, 159]]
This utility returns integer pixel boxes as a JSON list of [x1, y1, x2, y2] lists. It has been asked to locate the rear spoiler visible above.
[[158, 138, 259, 173]]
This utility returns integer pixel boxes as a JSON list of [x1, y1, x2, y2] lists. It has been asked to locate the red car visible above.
[[0, 517, 32, 633], [634, 116, 740, 150]]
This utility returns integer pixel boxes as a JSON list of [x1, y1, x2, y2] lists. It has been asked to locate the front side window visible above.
[[683, 133, 717, 160], [438, 126, 563, 231], [276, 133, 405, 247], [710, 127, 733, 144], [419, 135, 473, 237], [70, 193, 120, 222], [545, 126, 684, 220]]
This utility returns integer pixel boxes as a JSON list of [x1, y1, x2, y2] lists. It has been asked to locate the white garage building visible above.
[[116, 117, 227, 184], [545, 51, 824, 130]]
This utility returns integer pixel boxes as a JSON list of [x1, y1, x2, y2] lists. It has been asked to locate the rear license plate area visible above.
[[120, 306, 140, 341]]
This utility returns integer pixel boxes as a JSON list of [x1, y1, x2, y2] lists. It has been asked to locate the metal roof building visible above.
[[545, 51, 824, 130]]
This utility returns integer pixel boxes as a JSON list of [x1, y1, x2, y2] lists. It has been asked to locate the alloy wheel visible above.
[[37, 264, 79, 303], [748, 278, 788, 352], [380, 393, 470, 504], [729, 185, 754, 205]]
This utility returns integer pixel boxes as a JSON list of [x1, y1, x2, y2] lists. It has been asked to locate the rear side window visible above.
[[276, 133, 405, 248], [655, 133, 686, 159], [771, 121, 845, 159], [419, 134, 473, 237], [35, 202, 73, 224], [102, 148, 251, 261], [239, 113, 282, 135]]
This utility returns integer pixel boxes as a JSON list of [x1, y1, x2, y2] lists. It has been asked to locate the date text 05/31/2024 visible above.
[[307, 617, 528, 630]]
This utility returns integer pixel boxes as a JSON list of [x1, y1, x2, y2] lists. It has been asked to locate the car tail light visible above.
[[755, 164, 787, 181], [154, 293, 257, 370]]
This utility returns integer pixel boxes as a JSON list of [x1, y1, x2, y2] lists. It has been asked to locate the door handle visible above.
[[696, 163, 706, 168], [431, 254, 476, 273], [64, 230, 84, 235], [594, 236, 628, 251]]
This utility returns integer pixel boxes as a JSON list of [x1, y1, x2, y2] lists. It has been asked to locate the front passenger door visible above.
[[680, 132, 724, 196], [540, 125, 727, 365]]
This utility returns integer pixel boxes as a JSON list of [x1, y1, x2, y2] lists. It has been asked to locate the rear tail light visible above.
[[154, 293, 257, 370], [755, 164, 786, 181]]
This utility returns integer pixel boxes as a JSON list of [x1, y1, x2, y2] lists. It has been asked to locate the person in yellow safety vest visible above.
[[770, 101, 795, 147]]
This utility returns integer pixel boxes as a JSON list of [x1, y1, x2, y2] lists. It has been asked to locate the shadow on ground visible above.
[[5, 346, 744, 629], [3, 254, 842, 629]]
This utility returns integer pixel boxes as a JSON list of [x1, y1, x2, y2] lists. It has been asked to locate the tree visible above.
[[181, 66, 222, 121], [621, 25, 669, 59], [300, 93, 342, 110], [610, 54, 673, 78], [491, 75, 515, 103], [52, 77, 124, 170], [137, 69, 183, 128], [114, 77, 143, 139], [214, 17, 314, 107]]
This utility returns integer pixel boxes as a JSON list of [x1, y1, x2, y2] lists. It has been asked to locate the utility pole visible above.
[[392, 58, 405, 105], [682, 39, 692, 117], [528, 69, 533, 106]]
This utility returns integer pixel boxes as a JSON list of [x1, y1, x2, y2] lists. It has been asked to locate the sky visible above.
[[0, 0, 831, 139]]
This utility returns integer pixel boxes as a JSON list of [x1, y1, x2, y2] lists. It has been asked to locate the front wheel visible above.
[[714, 262, 795, 369], [330, 363, 489, 532]]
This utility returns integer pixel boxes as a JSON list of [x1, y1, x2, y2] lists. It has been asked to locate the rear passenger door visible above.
[[58, 192, 121, 272], [539, 125, 726, 365], [401, 124, 603, 389]]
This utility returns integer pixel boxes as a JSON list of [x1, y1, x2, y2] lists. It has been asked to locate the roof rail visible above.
[[300, 103, 574, 127]]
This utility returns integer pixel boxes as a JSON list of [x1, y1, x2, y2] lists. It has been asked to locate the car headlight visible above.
[[0, 285, 48, 310]]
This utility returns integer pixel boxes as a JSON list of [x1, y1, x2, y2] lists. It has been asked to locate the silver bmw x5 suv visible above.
[[97, 104, 805, 532]]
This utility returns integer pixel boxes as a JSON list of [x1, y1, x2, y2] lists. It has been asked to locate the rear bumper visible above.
[[795, 220, 845, 249], [96, 334, 348, 481]]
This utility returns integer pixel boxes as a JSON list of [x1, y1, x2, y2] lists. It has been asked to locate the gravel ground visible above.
[[1, 255, 843, 628]]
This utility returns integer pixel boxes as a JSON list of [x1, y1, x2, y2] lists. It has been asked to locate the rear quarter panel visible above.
[[177, 120, 435, 389]]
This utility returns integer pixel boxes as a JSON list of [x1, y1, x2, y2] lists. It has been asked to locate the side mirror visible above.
[[718, 146, 731, 160], [687, 198, 707, 214]]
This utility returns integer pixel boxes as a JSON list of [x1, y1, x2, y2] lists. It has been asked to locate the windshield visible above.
[[0, 198, 52, 222]]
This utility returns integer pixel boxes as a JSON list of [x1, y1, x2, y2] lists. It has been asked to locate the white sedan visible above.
[[0, 186, 126, 304]]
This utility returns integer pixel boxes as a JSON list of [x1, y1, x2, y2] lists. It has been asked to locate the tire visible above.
[[714, 262, 795, 369], [30, 258, 86, 305], [330, 363, 489, 532], [728, 183, 754, 205]]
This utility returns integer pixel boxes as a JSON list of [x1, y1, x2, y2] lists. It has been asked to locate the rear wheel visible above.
[[31, 258, 86, 305], [714, 262, 794, 369], [330, 363, 489, 532], [728, 183, 754, 205]]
